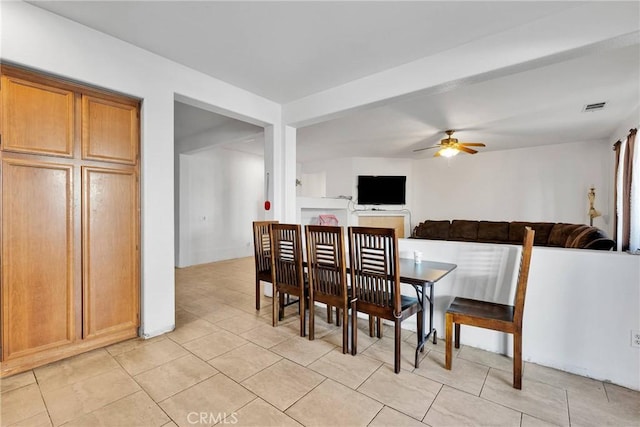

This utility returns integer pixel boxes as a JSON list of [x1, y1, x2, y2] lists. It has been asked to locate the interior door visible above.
[[82, 166, 139, 339], [1, 157, 75, 360]]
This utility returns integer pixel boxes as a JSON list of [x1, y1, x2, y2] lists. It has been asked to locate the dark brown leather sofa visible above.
[[412, 220, 615, 250]]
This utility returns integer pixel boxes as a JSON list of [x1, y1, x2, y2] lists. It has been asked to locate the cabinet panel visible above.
[[358, 216, 406, 238], [82, 167, 139, 339], [1, 76, 74, 156], [1, 158, 74, 360], [82, 95, 138, 164]]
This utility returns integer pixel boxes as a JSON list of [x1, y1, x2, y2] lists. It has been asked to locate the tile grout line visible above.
[[421, 382, 444, 423], [565, 389, 572, 426], [108, 347, 183, 425], [603, 381, 611, 403], [126, 374, 183, 426], [282, 376, 330, 421], [475, 368, 540, 418], [479, 363, 490, 397], [209, 341, 284, 383], [366, 405, 386, 427], [32, 371, 55, 427], [353, 363, 420, 421]]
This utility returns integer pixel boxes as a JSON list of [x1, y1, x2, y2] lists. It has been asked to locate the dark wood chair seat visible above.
[[257, 269, 271, 283], [400, 295, 421, 313], [446, 297, 515, 324]]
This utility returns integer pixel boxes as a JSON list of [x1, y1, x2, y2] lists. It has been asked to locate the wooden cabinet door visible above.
[[1, 158, 75, 360], [82, 166, 139, 339], [358, 216, 406, 238], [0, 66, 140, 376], [1, 76, 74, 157], [82, 95, 138, 165]]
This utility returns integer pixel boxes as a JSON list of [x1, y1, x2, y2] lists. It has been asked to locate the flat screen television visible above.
[[357, 175, 406, 205]]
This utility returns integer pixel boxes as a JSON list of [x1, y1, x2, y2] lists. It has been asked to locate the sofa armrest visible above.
[[583, 238, 616, 251], [414, 220, 450, 240], [566, 226, 610, 249], [548, 223, 582, 247]]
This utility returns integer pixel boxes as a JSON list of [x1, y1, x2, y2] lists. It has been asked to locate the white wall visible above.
[[411, 140, 614, 236], [301, 157, 413, 231], [1, 1, 282, 337], [177, 147, 263, 267], [302, 157, 354, 198], [398, 238, 640, 391]]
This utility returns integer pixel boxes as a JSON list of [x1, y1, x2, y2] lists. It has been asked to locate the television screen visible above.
[[357, 175, 406, 205]]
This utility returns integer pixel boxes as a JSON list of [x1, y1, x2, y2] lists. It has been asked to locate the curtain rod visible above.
[[612, 127, 637, 148]]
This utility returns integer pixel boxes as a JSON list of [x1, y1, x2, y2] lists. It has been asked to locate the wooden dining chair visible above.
[[348, 226, 423, 373], [270, 223, 307, 336], [445, 226, 535, 389], [305, 225, 350, 353], [252, 220, 278, 310]]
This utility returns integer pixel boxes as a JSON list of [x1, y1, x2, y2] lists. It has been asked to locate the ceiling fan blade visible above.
[[457, 145, 478, 154], [460, 142, 486, 147], [413, 145, 440, 153]]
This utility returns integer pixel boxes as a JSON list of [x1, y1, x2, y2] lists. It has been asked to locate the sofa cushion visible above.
[[509, 222, 554, 246], [414, 220, 450, 240], [450, 220, 479, 241], [508, 222, 528, 244], [548, 223, 582, 247], [477, 221, 510, 243]]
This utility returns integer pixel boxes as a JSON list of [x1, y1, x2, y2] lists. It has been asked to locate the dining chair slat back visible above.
[[252, 220, 278, 310], [270, 223, 306, 336], [348, 226, 422, 373], [305, 225, 349, 353], [349, 228, 399, 310]]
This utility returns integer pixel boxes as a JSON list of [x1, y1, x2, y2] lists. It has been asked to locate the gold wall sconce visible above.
[[588, 187, 601, 226]]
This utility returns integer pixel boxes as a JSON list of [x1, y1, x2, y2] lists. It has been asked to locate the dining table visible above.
[[276, 235, 457, 369], [398, 258, 457, 368]]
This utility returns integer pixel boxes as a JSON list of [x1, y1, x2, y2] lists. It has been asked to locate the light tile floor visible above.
[[1, 257, 638, 427]]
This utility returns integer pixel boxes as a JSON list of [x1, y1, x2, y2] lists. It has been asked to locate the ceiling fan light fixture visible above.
[[439, 147, 459, 158]]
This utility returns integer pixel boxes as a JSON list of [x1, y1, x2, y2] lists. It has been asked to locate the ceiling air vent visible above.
[[583, 102, 606, 112]]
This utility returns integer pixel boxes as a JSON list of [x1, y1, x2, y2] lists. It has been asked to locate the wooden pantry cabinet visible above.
[[0, 65, 140, 376]]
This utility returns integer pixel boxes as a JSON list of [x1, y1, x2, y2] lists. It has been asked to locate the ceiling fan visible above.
[[413, 130, 486, 157]]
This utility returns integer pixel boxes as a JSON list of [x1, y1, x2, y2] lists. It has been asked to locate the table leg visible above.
[[414, 282, 426, 368], [414, 282, 436, 369], [429, 283, 436, 344]]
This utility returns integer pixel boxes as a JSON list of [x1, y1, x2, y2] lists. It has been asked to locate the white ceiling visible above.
[[30, 1, 640, 163], [299, 43, 640, 161]]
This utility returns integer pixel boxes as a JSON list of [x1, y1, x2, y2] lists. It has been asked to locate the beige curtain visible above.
[[615, 128, 637, 251]]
